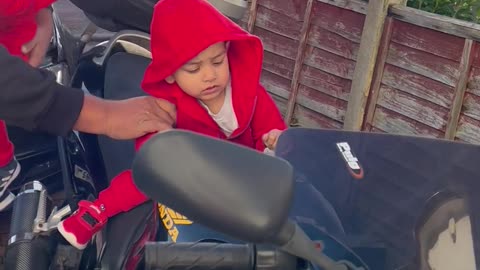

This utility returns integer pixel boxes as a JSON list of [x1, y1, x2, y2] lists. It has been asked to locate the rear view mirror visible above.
[[132, 130, 294, 243]]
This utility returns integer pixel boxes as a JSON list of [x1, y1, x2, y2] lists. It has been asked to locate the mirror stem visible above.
[[277, 220, 348, 270]]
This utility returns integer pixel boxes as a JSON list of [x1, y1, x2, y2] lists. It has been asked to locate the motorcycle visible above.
[[5, 0, 479, 269]]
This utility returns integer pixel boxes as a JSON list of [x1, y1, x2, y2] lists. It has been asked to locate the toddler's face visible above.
[[166, 42, 230, 103]]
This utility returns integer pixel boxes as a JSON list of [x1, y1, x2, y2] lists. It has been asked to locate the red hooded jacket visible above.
[[0, 0, 55, 60], [82, 0, 288, 221], [139, 0, 287, 151]]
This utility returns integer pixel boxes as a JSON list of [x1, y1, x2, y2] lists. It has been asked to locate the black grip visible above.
[[145, 242, 253, 270]]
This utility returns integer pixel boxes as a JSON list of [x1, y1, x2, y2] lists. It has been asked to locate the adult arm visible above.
[[0, 46, 176, 138], [0, 45, 84, 135]]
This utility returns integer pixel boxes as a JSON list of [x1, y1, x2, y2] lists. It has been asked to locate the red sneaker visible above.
[[58, 200, 108, 250]]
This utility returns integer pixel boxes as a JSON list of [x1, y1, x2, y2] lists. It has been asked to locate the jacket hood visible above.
[[141, 0, 264, 100]]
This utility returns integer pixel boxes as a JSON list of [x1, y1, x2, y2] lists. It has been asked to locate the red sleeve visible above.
[[0, 0, 31, 17], [0, 0, 54, 17], [251, 85, 288, 150], [34, 0, 56, 11]]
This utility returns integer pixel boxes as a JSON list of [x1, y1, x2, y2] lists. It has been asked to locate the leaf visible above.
[[407, 0, 476, 22]]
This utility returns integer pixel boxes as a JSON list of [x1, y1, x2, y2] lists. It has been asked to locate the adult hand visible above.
[[74, 95, 176, 140], [104, 96, 176, 140], [22, 8, 53, 67]]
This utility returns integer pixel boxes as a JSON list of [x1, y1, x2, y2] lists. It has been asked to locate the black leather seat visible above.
[[99, 52, 148, 180], [97, 52, 161, 270]]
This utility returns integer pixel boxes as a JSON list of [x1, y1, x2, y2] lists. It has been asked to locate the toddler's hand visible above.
[[262, 129, 283, 150]]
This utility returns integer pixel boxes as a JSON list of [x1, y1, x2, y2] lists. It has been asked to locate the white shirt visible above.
[[199, 83, 275, 156], [200, 83, 238, 137]]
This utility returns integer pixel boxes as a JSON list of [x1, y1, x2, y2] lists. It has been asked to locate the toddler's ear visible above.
[[165, 76, 175, 84]]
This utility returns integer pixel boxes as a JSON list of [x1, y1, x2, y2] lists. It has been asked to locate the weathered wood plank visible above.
[[307, 24, 360, 60], [445, 40, 475, 139], [372, 106, 444, 138], [260, 70, 292, 99], [364, 17, 395, 131], [253, 27, 298, 60], [299, 65, 352, 101], [455, 115, 480, 144], [344, 0, 392, 130], [467, 66, 480, 96], [270, 94, 288, 116], [258, 0, 307, 21], [381, 64, 455, 108], [462, 92, 480, 122], [262, 51, 295, 80], [376, 85, 449, 130], [296, 85, 347, 122], [386, 42, 459, 86], [311, 1, 366, 43], [285, 0, 315, 125], [246, 0, 259, 33], [316, 0, 367, 15], [472, 42, 480, 67], [303, 45, 356, 79], [294, 104, 344, 129], [254, 5, 303, 40], [389, 5, 480, 42], [370, 126, 387, 133], [391, 20, 464, 61]]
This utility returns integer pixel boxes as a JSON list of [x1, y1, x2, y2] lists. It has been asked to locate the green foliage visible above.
[[407, 0, 480, 22]]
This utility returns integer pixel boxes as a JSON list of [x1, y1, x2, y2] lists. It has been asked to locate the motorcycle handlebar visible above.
[[144, 242, 300, 270], [144, 242, 253, 270]]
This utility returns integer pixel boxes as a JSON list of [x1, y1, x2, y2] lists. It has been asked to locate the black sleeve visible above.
[[69, 0, 155, 33], [0, 45, 84, 136]]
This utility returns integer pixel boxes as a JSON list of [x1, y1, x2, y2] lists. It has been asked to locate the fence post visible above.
[[246, 0, 259, 33], [445, 39, 475, 140], [284, 0, 315, 125], [363, 17, 395, 131], [343, 0, 404, 131]]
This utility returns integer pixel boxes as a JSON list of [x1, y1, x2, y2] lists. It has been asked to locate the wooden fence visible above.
[[239, 0, 480, 144]]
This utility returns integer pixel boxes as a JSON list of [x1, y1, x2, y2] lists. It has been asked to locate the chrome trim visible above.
[[45, 62, 70, 86], [34, 204, 72, 233], [93, 30, 151, 66], [208, 0, 248, 20], [33, 190, 48, 233], [46, 205, 72, 231], [17, 181, 45, 197], [8, 233, 34, 245]]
